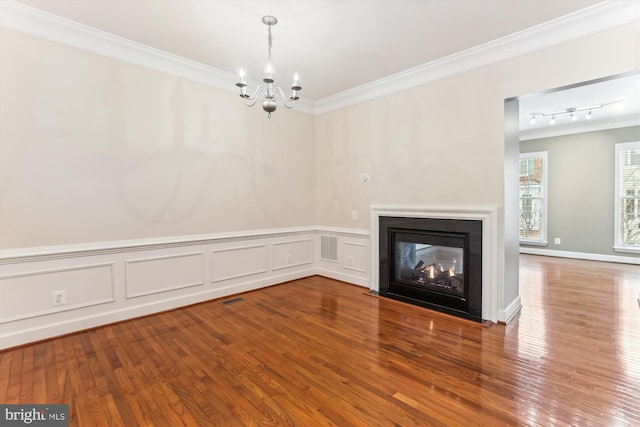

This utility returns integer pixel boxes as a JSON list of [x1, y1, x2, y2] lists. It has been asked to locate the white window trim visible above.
[[614, 141, 640, 254], [519, 151, 548, 246]]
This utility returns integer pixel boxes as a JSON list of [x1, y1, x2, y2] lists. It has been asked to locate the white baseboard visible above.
[[499, 295, 522, 323], [314, 268, 370, 288], [519, 247, 639, 265]]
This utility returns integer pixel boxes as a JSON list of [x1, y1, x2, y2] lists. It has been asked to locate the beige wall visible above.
[[315, 23, 640, 229], [315, 70, 507, 226], [0, 28, 316, 249]]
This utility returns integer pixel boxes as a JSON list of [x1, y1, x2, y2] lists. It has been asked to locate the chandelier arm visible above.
[[274, 87, 297, 108], [242, 87, 265, 107], [281, 100, 297, 109]]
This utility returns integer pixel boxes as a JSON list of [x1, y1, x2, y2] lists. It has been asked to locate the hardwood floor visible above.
[[1, 254, 639, 426]]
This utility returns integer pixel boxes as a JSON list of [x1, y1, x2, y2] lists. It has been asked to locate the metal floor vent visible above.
[[221, 297, 244, 305]]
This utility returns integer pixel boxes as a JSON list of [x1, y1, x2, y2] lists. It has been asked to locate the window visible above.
[[520, 158, 537, 176], [615, 141, 640, 252], [519, 151, 547, 245]]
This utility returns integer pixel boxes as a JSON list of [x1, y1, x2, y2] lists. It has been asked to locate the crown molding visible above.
[[0, 1, 316, 115], [1, 1, 637, 116], [314, 1, 640, 114]]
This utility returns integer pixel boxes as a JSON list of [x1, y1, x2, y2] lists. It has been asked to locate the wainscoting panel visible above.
[[272, 239, 313, 270], [342, 241, 368, 273], [211, 244, 268, 283], [315, 230, 370, 287], [125, 252, 204, 298], [0, 227, 373, 349], [0, 263, 115, 323]]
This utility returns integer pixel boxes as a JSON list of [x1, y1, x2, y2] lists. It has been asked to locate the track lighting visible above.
[[529, 99, 624, 125], [529, 99, 622, 126]]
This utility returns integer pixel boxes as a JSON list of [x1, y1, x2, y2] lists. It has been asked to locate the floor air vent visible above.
[[221, 297, 244, 305]]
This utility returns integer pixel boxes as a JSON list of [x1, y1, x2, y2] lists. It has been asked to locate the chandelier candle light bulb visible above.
[[238, 68, 247, 96]]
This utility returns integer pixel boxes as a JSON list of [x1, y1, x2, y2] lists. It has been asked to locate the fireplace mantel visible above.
[[370, 205, 500, 323]]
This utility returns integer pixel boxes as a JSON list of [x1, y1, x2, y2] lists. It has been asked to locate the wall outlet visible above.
[[352, 210, 358, 220], [347, 256, 354, 266], [554, 238, 561, 245], [286, 254, 292, 264], [52, 290, 66, 306]]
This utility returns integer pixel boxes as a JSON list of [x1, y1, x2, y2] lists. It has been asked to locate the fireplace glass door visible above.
[[389, 230, 468, 302], [394, 239, 464, 298]]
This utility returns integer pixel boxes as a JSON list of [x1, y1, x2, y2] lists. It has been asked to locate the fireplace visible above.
[[378, 216, 483, 322]]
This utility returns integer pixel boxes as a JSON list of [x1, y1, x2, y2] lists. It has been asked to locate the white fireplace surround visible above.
[[370, 205, 502, 323]]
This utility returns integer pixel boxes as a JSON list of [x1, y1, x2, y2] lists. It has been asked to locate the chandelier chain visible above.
[[268, 25, 273, 64]]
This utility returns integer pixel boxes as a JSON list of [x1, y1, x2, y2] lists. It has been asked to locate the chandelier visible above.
[[235, 15, 302, 119]]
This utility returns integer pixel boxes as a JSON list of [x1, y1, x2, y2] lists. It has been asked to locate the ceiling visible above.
[[9, 0, 640, 134], [16, 0, 604, 100]]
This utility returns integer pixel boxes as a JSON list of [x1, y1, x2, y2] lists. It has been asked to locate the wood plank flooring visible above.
[[1, 254, 639, 426]]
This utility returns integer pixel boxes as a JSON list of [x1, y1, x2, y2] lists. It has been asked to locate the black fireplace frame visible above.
[[379, 216, 483, 322]]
